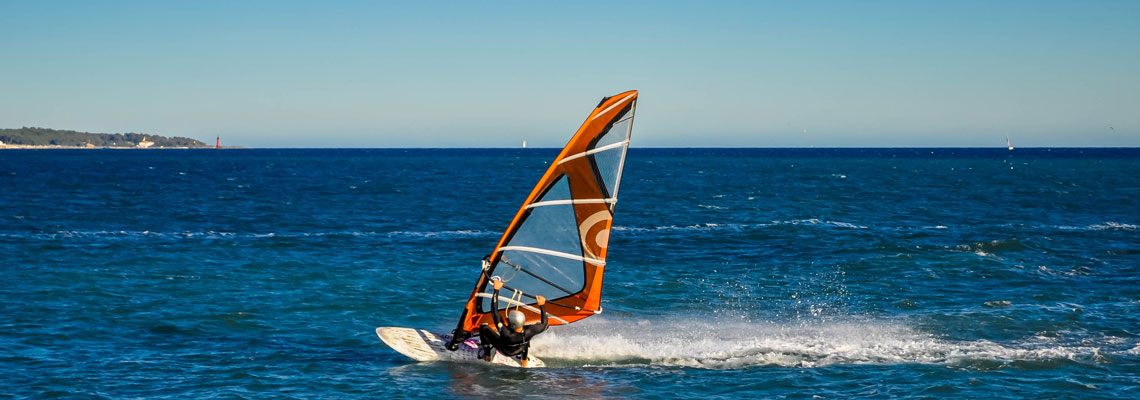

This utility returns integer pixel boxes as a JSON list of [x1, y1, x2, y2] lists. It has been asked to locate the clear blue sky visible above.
[[1, 1, 1137, 147]]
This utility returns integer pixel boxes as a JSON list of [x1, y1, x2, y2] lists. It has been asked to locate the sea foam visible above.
[[530, 317, 1105, 369]]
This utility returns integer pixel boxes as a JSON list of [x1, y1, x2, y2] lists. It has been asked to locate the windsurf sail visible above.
[[447, 90, 638, 347]]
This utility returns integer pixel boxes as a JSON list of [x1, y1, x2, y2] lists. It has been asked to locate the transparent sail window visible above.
[[540, 174, 572, 202], [480, 249, 585, 311], [589, 146, 625, 199], [591, 107, 633, 151], [507, 202, 582, 256]]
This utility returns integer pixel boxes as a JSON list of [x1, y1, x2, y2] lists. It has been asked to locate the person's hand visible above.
[[492, 279, 503, 291], [535, 295, 545, 306]]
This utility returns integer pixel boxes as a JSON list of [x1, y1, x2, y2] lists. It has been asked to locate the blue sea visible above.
[[2, 148, 1139, 399]]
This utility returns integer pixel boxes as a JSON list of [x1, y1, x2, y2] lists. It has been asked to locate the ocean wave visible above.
[[611, 221, 1135, 235], [697, 204, 728, 210], [0, 229, 497, 241], [612, 223, 746, 233], [10, 220, 1126, 244], [1055, 222, 1139, 231], [0, 219, 924, 242], [776, 219, 868, 229], [947, 238, 1026, 258], [383, 230, 497, 239], [530, 318, 1105, 369], [611, 219, 869, 234]]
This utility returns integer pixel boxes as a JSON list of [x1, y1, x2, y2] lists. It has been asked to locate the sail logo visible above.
[[579, 210, 612, 260]]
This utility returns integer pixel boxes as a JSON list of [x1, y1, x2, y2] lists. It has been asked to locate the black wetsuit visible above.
[[478, 288, 549, 360]]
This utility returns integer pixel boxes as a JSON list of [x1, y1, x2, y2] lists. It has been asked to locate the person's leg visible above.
[[478, 324, 498, 361]]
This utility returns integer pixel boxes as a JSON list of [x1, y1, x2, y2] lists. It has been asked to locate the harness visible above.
[[498, 334, 530, 356]]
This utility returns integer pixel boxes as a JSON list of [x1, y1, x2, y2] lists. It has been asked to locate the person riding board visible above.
[[479, 278, 548, 367]]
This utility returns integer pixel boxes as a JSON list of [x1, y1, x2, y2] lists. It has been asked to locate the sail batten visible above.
[[590, 93, 636, 121], [498, 246, 606, 265], [558, 140, 629, 165], [450, 90, 638, 336], [526, 198, 616, 208]]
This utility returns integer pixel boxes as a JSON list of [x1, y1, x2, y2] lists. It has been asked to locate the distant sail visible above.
[[450, 91, 638, 337], [1006, 136, 1014, 151], [523, 140, 527, 149]]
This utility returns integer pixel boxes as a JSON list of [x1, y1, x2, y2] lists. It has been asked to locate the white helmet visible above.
[[507, 310, 526, 330]]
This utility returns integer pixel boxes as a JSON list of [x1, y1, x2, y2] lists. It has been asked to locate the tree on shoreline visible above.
[[0, 127, 207, 147]]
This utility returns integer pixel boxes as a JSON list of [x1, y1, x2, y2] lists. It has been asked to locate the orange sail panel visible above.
[[454, 90, 637, 334]]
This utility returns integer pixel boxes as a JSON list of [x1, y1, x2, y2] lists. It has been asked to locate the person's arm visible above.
[[490, 279, 504, 328], [537, 296, 549, 327], [526, 295, 549, 336]]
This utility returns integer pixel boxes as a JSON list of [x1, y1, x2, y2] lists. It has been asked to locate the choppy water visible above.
[[2, 148, 1138, 398]]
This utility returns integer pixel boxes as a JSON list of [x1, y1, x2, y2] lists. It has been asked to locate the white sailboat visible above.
[[1006, 136, 1014, 151]]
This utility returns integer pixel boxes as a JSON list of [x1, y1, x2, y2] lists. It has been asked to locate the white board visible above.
[[375, 327, 546, 368]]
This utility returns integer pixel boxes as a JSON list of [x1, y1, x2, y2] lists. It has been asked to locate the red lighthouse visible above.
[[216, 137, 220, 149]]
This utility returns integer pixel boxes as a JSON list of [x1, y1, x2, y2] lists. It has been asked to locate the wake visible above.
[[529, 317, 1106, 369]]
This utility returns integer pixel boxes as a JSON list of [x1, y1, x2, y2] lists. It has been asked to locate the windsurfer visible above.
[[478, 278, 548, 367]]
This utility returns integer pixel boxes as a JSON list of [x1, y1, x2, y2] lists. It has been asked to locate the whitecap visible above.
[[385, 230, 496, 239], [1089, 222, 1138, 230], [1056, 222, 1139, 231], [776, 219, 868, 229]]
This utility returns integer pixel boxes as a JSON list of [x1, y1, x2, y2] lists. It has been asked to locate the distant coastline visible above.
[[0, 127, 210, 149]]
